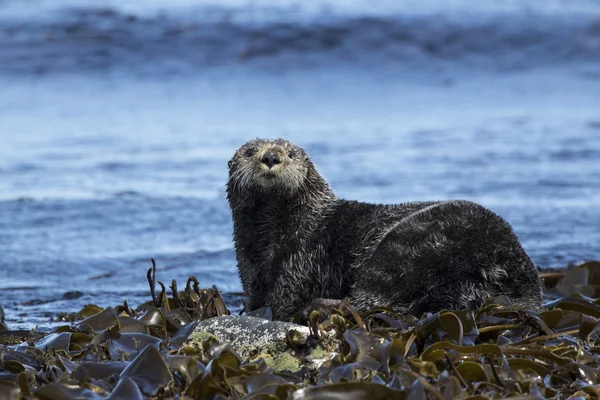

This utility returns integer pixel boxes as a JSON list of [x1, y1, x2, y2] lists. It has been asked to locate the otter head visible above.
[[227, 138, 311, 198]]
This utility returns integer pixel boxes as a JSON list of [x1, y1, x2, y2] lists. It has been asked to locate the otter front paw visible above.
[[298, 298, 343, 324]]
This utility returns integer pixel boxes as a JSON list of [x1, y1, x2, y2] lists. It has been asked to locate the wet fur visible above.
[[227, 138, 543, 320]]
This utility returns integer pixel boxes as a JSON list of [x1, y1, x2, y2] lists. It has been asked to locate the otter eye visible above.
[[288, 150, 296, 159], [244, 148, 256, 157]]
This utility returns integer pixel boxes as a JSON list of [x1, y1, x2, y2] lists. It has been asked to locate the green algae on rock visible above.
[[191, 316, 309, 357]]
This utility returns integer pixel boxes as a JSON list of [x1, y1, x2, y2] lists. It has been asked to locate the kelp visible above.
[[1, 260, 600, 399]]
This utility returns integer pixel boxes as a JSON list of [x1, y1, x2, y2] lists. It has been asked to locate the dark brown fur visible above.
[[227, 138, 543, 320]]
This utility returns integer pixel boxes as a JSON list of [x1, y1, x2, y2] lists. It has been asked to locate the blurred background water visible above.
[[1, 0, 599, 328]]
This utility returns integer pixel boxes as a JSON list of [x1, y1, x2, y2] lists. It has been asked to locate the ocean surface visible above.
[[1, 0, 599, 329]]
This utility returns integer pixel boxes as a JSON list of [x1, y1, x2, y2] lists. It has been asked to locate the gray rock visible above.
[[189, 315, 310, 359], [185, 315, 343, 374]]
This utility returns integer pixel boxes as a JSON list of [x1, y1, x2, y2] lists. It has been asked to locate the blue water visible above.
[[1, 0, 599, 328]]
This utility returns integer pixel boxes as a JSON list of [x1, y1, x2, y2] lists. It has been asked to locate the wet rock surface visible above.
[[191, 315, 309, 358], [188, 315, 332, 374]]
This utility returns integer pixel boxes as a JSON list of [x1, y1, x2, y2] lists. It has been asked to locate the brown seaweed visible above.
[[1, 260, 600, 399]]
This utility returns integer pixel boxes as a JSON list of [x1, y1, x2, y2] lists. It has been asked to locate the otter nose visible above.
[[261, 151, 281, 168]]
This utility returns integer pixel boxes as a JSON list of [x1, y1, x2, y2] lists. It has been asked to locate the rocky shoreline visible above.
[[1, 261, 599, 399]]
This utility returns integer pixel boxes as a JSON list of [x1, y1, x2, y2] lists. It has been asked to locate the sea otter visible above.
[[226, 138, 543, 320]]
